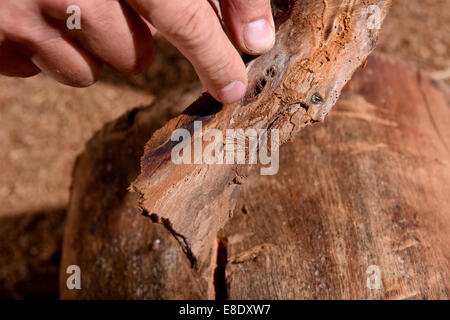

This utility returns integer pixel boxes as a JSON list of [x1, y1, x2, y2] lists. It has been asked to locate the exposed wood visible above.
[[131, 0, 391, 293]]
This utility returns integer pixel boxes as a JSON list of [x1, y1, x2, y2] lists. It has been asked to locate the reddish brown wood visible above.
[[220, 54, 450, 299], [60, 85, 205, 299], [131, 0, 391, 293]]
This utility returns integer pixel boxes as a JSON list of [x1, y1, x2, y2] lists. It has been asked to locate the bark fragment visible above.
[[131, 0, 392, 292]]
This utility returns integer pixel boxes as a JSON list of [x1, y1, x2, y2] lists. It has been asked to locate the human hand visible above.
[[0, 0, 275, 104]]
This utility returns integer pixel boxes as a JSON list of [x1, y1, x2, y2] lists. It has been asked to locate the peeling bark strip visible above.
[[132, 0, 391, 294]]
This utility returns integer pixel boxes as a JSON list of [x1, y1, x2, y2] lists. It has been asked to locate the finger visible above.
[[0, 1, 101, 87], [127, 0, 247, 104], [40, 0, 154, 75], [222, 0, 275, 54], [0, 47, 40, 77], [32, 37, 102, 87]]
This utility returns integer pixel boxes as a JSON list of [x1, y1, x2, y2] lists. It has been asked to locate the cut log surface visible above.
[[60, 52, 450, 299], [221, 55, 450, 299], [130, 0, 392, 294]]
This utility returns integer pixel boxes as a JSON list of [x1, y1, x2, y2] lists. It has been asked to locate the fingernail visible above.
[[243, 19, 275, 54], [219, 80, 246, 104]]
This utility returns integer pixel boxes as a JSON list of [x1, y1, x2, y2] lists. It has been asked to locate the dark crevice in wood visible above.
[[181, 93, 223, 117], [141, 208, 157, 222], [242, 53, 258, 64], [310, 93, 324, 105], [266, 66, 277, 78], [254, 78, 268, 96], [300, 102, 310, 111], [213, 237, 228, 300], [266, 115, 281, 133]]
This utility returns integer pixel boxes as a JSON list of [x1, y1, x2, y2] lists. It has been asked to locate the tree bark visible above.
[[220, 54, 450, 299], [60, 84, 205, 299], [60, 53, 450, 299], [130, 0, 391, 294], [62, 0, 450, 300]]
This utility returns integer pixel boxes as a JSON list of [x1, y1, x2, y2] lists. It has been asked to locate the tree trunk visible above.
[[60, 53, 450, 299], [219, 54, 450, 299], [60, 49, 450, 299], [131, 0, 391, 295], [59, 0, 448, 300]]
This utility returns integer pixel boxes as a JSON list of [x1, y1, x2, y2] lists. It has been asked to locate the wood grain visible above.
[[60, 53, 449, 299], [220, 54, 450, 299], [131, 0, 392, 293]]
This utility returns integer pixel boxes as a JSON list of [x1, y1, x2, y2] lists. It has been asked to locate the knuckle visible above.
[[0, 4, 40, 44]]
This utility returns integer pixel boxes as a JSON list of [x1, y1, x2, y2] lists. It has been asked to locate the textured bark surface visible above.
[[60, 85, 205, 299], [220, 54, 450, 299], [131, 0, 391, 293], [60, 53, 450, 299]]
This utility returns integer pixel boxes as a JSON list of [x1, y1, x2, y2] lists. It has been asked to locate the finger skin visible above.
[[127, 0, 248, 104], [39, 0, 154, 75], [222, 0, 275, 55], [0, 46, 40, 77], [30, 35, 103, 87]]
